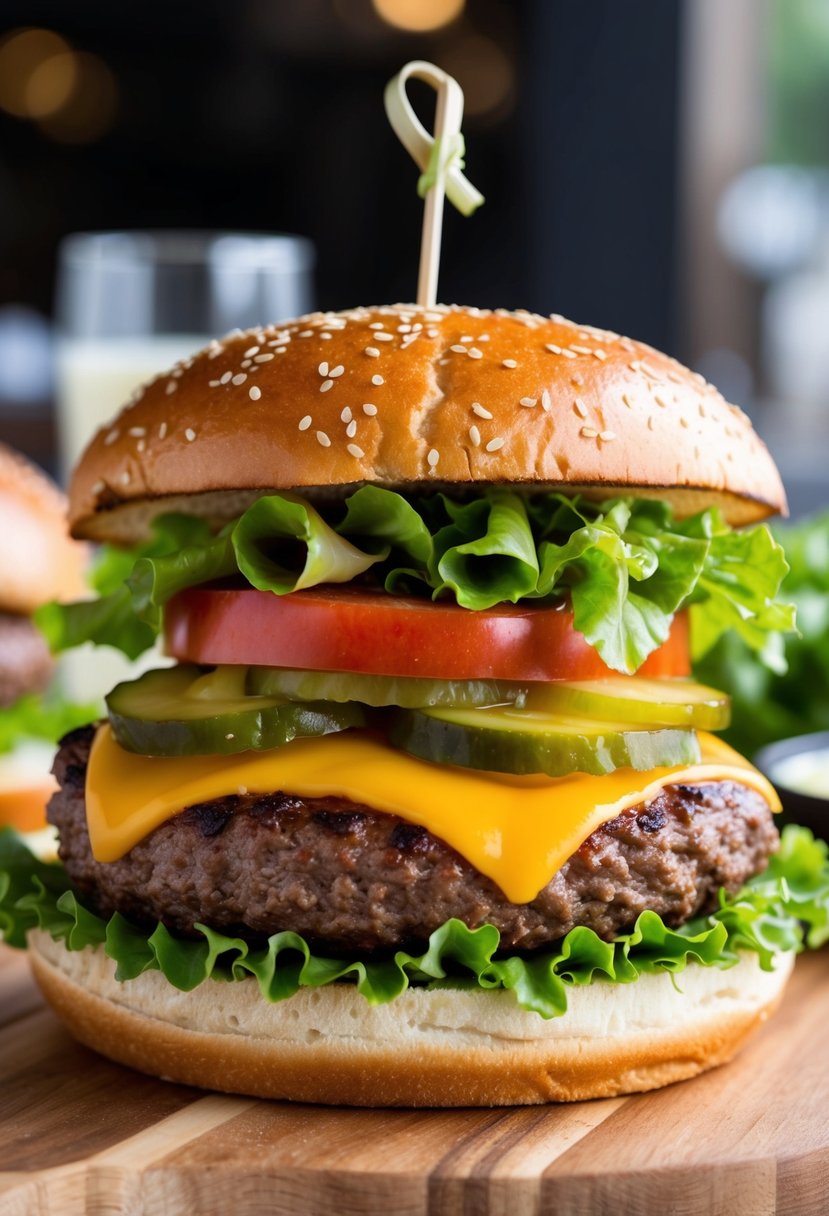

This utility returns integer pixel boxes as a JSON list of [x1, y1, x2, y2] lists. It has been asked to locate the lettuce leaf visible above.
[[232, 494, 381, 594], [37, 488, 794, 676], [695, 510, 829, 754], [0, 691, 98, 755], [3, 825, 826, 1019]]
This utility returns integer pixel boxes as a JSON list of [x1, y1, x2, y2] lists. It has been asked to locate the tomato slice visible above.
[[164, 587, 690, 682]]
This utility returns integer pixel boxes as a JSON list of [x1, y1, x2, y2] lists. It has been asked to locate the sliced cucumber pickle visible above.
[[247, 667, 526, 709], [387, 705, 701, 778], [524, 678, 731, 731], [106, 665, 366, 757]]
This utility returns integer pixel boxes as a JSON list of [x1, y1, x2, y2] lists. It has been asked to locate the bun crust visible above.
[[68, 305, 786, 544], [29, 930, 792, 1106], [0, 444, 86, 613]]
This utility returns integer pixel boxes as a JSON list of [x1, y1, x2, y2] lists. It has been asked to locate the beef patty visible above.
[[0, 613, 53, 707], [49, 724, 779, 954]]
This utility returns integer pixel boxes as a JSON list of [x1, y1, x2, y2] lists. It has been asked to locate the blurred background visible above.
[[0, 0, 826, 518]]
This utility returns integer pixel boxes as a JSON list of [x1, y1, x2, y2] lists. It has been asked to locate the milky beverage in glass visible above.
[[55, 232, 315, 699]]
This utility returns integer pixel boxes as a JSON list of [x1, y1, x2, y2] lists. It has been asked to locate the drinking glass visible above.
[[55, 230, 315, 479]]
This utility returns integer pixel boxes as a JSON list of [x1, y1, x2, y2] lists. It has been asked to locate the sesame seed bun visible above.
[[28, 929, 793, 1106], [0, 443, 87, 615], [67, 305, 786, 544]]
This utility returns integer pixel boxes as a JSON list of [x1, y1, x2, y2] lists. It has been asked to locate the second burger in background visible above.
[[0, 443, 88, 849]]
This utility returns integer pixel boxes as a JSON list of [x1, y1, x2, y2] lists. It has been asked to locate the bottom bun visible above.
[[28, 930, 793, 1107]]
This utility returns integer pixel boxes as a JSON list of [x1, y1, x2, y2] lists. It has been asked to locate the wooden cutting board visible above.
[[1, 943, 827, 1216]]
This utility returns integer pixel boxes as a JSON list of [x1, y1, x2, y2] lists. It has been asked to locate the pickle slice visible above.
[[106, 665, 366, 757], [387, 705, 700, 777], [525, 678, 731, 731], [247, 666, 525, 709]]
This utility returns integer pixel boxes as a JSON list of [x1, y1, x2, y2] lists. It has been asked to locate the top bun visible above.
[[68, 304, 786, 544], [0, 444, 86, 614]]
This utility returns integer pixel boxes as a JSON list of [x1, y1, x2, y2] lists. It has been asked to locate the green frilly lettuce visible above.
[[0, 692, 99, 756], [36, 488, 794, 676], [2, 825, 826, 1019]]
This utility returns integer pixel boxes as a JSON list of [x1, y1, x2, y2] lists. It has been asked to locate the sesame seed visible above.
[[573, 398, 588, 418], [185, 428, 196, 442], [469, 424, 481, 446], [450, 344, 468, 354], [502, 359, 518, 368], [346, 420, 357, 438], [320, 333, 332, 340], [241, 359, 252, 369], [486, 437, 505, 452], [158, 422, 168, 439], [299, 330, 313, 338], [647, 416, 655, 431], [128, 426, 146, 437], [365, 347, 380, 358], [330, 365, 345, 377], [545, 343, 563, 354], [541, 390, 552, 412], [209, 379, 220, 388], [622, 393, 633, 408], [253, 352, 274, 364], [654, 395, 668, 408], [341, 406, 353, 423], [427, 448, 440, 468], [318, 362, 329, 377], [137, 439, 146, 453], [680, 417, 689, 428], [347, 443, 365, 458], [374, 333, 394, 343], [580, 426, 598, 438], [628, 361, 641, 373], [592, 349, 607, 361], [599, 430, 617, 441], [369, 322, 384, 329], [232, 373, 248, 386], [298, 415, 312, 431], [165, 380, 178, 395], [461, 335, 474, 343], [698, 403, 706, 418], [398, 324, 412, 333], [316, 431, 331, 447], [570, 344, 593, 356], [104, 429, 119, 445], [249, 385, 262, 401], [519, 397, 537, 408], [225, 732, 235, 740], [275, 347, 287, 354], [91, 479, 105, 494], [244, 346, 260, 357], [362, 403, 378, 416], [477, 333, 490, 342], [220, 371, 233, 384], [371, 375, 384, 386], [468, 348, 483, 359], [320, 379, 334, 393], [472, 403, 493, 419]]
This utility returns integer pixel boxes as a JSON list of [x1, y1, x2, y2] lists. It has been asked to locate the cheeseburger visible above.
[[4, 304, 828, 1106], [0, 443, 86, 845]]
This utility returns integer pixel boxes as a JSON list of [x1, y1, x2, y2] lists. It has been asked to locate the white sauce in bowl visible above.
[[773, 748, 829, 799]]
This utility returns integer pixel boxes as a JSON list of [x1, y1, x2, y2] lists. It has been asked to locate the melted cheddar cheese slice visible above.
[[86, 726, 779, 904]]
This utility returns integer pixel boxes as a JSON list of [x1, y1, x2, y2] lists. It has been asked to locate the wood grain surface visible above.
[[0, 943, 827, 1216]]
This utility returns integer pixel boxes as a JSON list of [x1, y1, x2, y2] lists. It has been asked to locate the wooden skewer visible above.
[[384, 61, 484, 308]]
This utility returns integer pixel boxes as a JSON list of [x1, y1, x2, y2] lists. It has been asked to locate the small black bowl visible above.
[[755, 731, 829, 843]]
